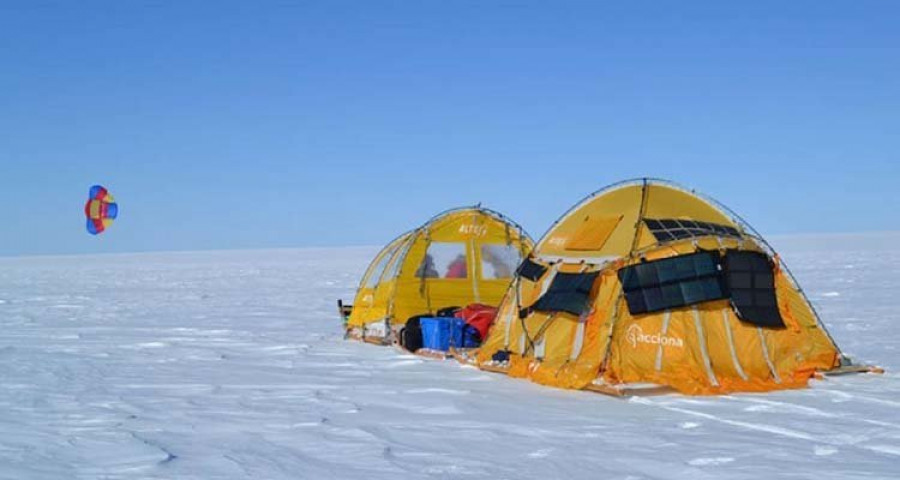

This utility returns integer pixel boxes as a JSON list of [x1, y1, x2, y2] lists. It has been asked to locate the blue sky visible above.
[[1, 1, 897, 256]]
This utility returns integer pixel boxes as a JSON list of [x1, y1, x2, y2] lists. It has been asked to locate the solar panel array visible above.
[[618, 251, 727, 315], [644, 218, 741, 243]]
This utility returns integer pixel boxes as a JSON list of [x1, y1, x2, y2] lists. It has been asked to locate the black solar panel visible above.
[[618, 251, 727, 315], [530, 271, 600, 316], [723, 251, 785, 328], [644, 218, 742, 244], [617, 248, 786, 327], [516, 257, 548, 282]]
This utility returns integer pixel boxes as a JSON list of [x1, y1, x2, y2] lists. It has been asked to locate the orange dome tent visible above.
[[476, 179, 879, 395]]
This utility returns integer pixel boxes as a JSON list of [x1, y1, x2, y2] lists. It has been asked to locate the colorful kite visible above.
[[84, 185, 118, 235]]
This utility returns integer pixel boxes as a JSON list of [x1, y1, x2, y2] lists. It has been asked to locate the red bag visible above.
[[456, 304, 498, 340]]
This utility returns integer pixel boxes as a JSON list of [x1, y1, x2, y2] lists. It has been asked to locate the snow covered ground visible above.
[[0, 234, 898, 479]]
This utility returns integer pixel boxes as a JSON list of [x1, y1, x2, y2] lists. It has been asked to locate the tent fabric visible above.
[[476, 179, 844, 395], [346, 207, 533, 339]]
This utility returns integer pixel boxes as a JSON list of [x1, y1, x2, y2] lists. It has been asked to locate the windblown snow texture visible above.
[[0, 235, 898, 479]]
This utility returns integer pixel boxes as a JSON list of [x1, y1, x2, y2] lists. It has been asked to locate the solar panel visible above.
[[723, 251, 785, 328], [618, 251, 727, 315], [644, 218, 742, 244], [529, 271, 600, 316], [516, 257, 548, 282]]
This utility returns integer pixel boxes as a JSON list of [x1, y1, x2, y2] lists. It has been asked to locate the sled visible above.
[[336, 299, 353, 325], [816, 364, 884, 378]]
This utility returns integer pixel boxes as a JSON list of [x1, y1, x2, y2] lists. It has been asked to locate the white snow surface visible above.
[[1, 234, 898, 479]]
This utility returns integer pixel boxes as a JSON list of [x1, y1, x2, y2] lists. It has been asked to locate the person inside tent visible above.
[[416, 254, 439, 278], [445, 254, 467, 278]]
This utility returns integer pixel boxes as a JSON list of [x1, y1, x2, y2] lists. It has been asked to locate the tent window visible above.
[[723, 251, 785, 328], [530, 271, 600, 316], [417, 242, 468, 279], [516, 257, 548, 282], [644, 218, 741, 244], [619, 251, 727, 315], [365, 248, 397, 288], [481, 244, 521, 279], [382, 241, 410, 282]]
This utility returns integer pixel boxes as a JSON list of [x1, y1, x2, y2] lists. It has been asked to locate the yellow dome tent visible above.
[[343, 206, 533, 343], [476, 179, 877, 395]]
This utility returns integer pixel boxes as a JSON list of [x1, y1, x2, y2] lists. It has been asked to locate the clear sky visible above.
[[1, 1, 898, 256]]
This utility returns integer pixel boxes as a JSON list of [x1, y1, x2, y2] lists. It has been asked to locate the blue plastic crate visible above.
[[420, 317, 451, 351], [450, 318, 480, 349]]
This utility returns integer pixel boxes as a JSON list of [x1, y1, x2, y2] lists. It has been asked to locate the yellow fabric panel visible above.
[[565, 215, 623, 251], [571, 271, 620, 380], [516, 312, 549, 355], [540, 185, 644, 258], [527, 316, 577, 387], [721, 307, 775, 380], [507, 353, 532, 379], [351, 279, 401, 328], [530, 270, 620, 389], [476, 266, 617, 389], [700, 303, 754, 382], [636, 185, 739, 251], [518, 277, 544, 309], [427, 210, 527, 245], [347, 287, 377, 327], [767, 270, 840, 373], [537, 183, 740, 259], [641, 184, 736, 225], [607, 307, 697, 387], [603, 300, 807, 395], [604, 296, 835, 395], [348, 232, 415, 328], [538, 315, 577, 362]]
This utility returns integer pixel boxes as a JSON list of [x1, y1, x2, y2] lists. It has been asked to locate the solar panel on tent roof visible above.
[[644, 218, 742, 243]]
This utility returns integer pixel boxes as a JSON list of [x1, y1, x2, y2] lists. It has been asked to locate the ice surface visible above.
[[0, 236, 898, 479]]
